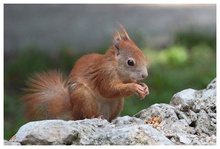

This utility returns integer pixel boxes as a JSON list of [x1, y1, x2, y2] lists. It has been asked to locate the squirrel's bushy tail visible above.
[[21, 70, 72, 120]]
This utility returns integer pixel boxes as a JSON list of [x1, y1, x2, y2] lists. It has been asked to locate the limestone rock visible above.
[[9, 117, 173, 145], [135, 78, 216, 145], [4, 140, 21, 145], [6, 78, 216, 145]]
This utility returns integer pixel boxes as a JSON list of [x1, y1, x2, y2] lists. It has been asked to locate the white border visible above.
[[1, 1, 218, 148]]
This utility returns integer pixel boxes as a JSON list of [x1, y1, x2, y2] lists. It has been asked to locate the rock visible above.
[[176, 133, 192, 144], [9, 117, 173, 145], [134, 104, 178, 122], [4, 140, 21, 145], [170, 88, 197, 111], [6, 78, 216, 145], [9, 120, 80, 145], [206, 78, 216, 90], [110, 116, 174, 145], [135, 78, 216, 145], [171, 78, 216, 137], [196, 109, 212, 135]]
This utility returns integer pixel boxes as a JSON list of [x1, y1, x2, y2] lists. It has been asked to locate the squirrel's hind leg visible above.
[[69, 83, 99, 120]]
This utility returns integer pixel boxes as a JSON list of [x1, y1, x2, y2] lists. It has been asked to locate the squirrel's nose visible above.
[[142, 74, 147, 79], [140, 68, 148, 79], [141, 71, 148, 79]]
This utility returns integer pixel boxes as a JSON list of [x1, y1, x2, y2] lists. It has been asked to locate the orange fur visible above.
[[22, 23, 149, 122], [22, 70, 71, 120]]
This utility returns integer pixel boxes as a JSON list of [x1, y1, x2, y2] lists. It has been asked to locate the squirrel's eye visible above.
[[127, 59, 135, 66]]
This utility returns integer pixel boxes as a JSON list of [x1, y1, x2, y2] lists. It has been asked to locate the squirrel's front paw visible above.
[[138, 82, 149, 98], [133, 83, 149, 99]]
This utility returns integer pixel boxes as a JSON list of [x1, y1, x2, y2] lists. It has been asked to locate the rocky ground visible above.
[[5, 78, 216, 145]]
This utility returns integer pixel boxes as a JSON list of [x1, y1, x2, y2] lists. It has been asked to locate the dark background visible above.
[[4, 4, 216, 140]]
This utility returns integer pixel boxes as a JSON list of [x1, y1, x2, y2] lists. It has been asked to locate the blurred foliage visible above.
[[4, 30, 216, 140], [175, 29, 216, 50]]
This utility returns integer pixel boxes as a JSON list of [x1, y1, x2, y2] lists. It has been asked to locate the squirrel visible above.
[[22, 23, 149, 122]]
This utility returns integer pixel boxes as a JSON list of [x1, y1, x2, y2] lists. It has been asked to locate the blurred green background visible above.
[[4, 29, 216, 140]]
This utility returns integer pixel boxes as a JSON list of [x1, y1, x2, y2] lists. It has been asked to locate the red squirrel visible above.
[[22, 23, 149, 122]]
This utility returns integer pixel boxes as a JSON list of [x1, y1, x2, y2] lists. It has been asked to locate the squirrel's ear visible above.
[[118, 23, 130, 40], [113, 30, 121, 55], [113, 29, 121, 42]]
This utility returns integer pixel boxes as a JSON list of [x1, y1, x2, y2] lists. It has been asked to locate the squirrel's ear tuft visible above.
[[113, 30, 121, 53], [113, 29, 121, 42], [112, 23, 130, 56], [117, 22, 130, 40]]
